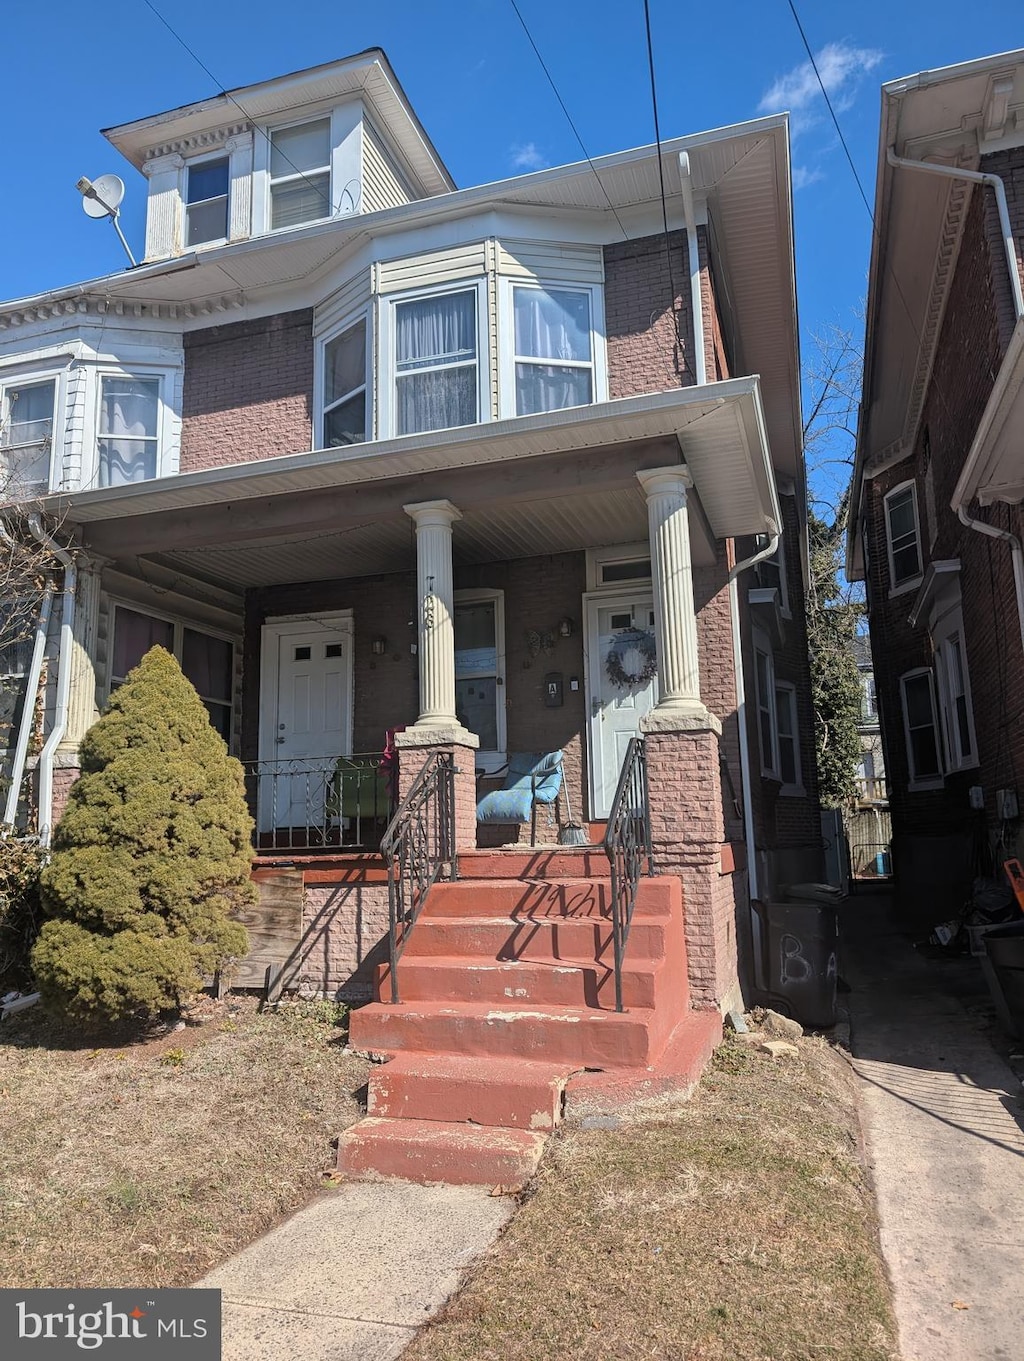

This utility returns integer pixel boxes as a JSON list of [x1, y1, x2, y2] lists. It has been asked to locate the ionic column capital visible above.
[[636, 465, 693, 501]]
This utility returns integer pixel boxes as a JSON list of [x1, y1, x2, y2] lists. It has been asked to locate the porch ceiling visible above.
[[149, 485, 667, 589]]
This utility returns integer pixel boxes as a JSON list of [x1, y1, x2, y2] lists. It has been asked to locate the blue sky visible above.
[[2, 2, 1021, 389]]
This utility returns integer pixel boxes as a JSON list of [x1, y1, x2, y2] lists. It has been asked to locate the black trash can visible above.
[[983, 919, 1024, 1038], [762, 883, 843, 1028]]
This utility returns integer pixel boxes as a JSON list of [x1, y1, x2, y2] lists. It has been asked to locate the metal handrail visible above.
[[603, 737, 654, 1013], [380, 751, 457, 1005], [243, 753, 387, 851]]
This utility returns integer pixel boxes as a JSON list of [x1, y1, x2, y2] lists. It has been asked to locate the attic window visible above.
[[186, 158, 229, 246], [270, 119, 331, 230]]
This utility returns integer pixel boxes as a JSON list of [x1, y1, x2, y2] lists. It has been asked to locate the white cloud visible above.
[[509, 142, 548, 172], [792, 165, 825, 191], [758, 41, 883, 130]]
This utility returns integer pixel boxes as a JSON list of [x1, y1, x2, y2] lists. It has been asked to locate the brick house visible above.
[[1, 51, 819, 1176], [849, 49, 1024, 925]]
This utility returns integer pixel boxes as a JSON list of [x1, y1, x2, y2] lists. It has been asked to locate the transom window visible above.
[[1, 378, 56, 492], [111, 605, 234, 741], [98, 376, 160, 487], [512, 286, 593, 415], [394, 289, 478, 436], [270, 119, 331, 230], [323, 320, 367, 447], [884, 482, 922, 588], [186, 158, 229, 246]]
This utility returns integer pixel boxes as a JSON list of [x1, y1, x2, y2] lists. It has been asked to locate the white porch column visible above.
[[637, 466, 712, 724], [404, 499, 473, 738], [59, 554, 103, 754]]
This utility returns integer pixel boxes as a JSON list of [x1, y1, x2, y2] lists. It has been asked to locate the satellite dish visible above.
[[81, 173, 125, 219]]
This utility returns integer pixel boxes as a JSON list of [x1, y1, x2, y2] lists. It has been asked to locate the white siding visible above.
[[376, 241, 488, 293], [314, 267, 373, 339], [362, 121, 416, 212], [497, 240, 605, 285]]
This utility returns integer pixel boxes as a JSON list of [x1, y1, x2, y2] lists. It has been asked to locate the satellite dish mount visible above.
[[76, 174, 137, 267]]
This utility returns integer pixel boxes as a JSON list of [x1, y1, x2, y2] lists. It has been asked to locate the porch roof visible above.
[[56, 381, 780, 573]]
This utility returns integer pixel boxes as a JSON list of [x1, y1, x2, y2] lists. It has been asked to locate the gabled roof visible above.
[[102, 48, 455, 198]]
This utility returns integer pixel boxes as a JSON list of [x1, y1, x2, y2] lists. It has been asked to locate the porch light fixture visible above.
[[371, 635, 387, 656], [558, 617, 574, 638]]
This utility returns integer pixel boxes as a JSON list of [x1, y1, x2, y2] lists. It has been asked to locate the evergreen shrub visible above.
[[33, 647, 253, 1023]]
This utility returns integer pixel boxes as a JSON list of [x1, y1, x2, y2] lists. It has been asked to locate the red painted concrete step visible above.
[[424, 877, 675, 919], [381, 955, 664, 1009], [401, 914, 669, 963], [367, 1053, 568, 1130], [349, 998, 670, 1069], [337, 1116, 546, 1188], [458, 849, 612, 879]]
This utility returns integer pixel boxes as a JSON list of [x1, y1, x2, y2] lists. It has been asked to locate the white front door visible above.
[[259, 616, 353, 833], [586, 595, 658, 818]]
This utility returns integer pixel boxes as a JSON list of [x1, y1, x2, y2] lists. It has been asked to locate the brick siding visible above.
[[605, 230, 700, 395], [180, 309, 314, 471]]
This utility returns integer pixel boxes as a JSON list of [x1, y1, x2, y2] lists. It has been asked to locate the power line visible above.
[[641, 0, 688, 371], [506, 0, 630, 239], [139, 0, 358, 218]]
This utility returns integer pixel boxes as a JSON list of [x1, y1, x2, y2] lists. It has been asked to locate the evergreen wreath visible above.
[[605, 628, 657, 689]]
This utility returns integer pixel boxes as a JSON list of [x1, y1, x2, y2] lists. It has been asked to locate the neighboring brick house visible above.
[[849, 49, 1024, 924], [1, 49, 817, 1022]]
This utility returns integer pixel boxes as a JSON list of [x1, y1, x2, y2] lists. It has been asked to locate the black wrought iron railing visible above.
[[603, 737, 654, 1013], [243, 754, 389, 851], [381, 751, 457, 1005]]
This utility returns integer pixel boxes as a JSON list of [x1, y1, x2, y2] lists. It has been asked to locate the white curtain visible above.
[[513, 288, 592, 415], [98, 378, 159, 486], [396, 293, 477, 434]]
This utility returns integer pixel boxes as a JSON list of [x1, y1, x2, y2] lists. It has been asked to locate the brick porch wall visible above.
[[291, 879, 390, 1001]]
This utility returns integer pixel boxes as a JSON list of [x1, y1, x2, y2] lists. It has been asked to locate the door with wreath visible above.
[[585, 595, 658, 818]]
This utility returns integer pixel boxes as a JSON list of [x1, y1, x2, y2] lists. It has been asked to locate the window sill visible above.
[[888, 575, 924, 600], [908, 778, 944, 792]]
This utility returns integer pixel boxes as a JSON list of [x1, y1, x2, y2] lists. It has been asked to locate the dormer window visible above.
[[185, 158, 229, 246], [270, 119, 331, 230]]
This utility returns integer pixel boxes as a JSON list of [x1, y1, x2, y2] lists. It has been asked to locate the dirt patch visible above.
[[406, 1035, 898, 1361], [0, 997, 369, 1288]]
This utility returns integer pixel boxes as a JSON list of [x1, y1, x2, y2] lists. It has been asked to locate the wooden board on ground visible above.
[[231, 871, 303, 990]]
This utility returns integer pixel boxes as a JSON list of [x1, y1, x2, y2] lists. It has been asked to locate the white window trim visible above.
[[183, 147, 231, 250], [932, 603, 979, 773], [884, 479, 924, 597], [774, 680, 804, 796], [454, 588, 506, 774], [108, 599, 237, 744], [82, 365, 179, 492], [263, 113, 333, 234], [377, 278, 489, 440], [899, 667, 945, 791], [0, 368, 64, 496], [753, 630, 779, 780], [314, 309, 373, 450], [497, 277, 607, 419], [585, 543, 653, 593]]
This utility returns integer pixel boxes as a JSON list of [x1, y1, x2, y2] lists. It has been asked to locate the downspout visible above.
[[886, 149, 1024, 657], [0, 517, 55, 832], [678, 153, 708, 387], [728, 529, 780, 993], [26, 515, 75, 848]]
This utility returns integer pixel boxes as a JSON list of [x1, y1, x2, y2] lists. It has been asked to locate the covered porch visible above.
[[51, 381, 779, 854]]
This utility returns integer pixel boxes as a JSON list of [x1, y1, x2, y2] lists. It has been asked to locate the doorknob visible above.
[[276, 737, 286, 744]]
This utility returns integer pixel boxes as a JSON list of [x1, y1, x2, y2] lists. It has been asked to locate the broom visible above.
[[558, 770, 590, 846]]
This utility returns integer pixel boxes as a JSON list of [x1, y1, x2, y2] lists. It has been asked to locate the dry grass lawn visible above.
[[0, 997, 369, 1288], [407, 1035, 898, 1361]]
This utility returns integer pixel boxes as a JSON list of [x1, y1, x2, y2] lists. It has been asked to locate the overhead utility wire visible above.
[[641, 0, 687, 367], [506, 0, 630, 239], [139, 0, 357, 216]]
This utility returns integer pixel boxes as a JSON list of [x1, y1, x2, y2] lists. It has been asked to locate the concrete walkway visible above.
[[844, 894, 1024, 1361], [197, 1181, 513, 1361]]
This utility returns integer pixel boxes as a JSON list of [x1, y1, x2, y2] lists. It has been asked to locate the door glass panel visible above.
[[294, 646, 311, 661], [455, 601, 496, 675], [456, 678, 498, 749]]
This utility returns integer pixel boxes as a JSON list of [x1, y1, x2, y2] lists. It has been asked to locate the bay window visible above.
[[1, 377, 56, 493], [323, 319, 367, 446], [270, 119, 331, 230], [111, 604, 234, 741], [393, 289, 479, 435], [98, 376, 160, 486], [512, 285, 593, 415]]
